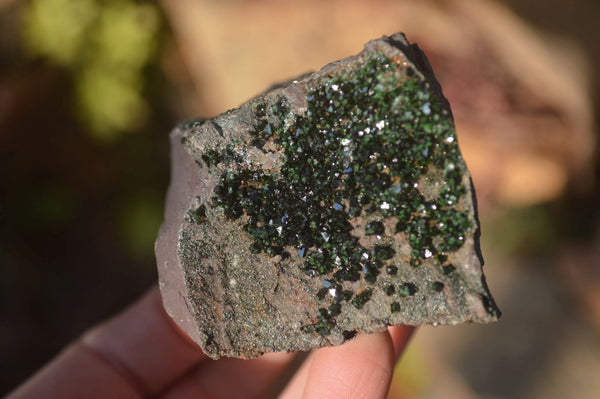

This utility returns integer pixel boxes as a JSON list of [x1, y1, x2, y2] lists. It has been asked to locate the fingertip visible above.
[[388, 326, 416, 361], [298, 331, 396, 399]]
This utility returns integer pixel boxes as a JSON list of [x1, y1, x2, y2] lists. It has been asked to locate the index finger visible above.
[[9, 287, 209, 398], [81, 287, 209, 395]]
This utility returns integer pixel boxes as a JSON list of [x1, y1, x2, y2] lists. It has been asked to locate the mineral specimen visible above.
[[156, 33, 500, 359]]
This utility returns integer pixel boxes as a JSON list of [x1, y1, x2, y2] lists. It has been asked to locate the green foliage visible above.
[[484, 205, 558, 254], [21, 0, 162, 140], [22, 0, 98, 65], [117, 191, 164, 262], [20, 184, 80, 229]]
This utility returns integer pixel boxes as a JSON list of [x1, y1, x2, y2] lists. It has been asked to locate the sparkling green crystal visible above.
[[208, 50, 487, 334]]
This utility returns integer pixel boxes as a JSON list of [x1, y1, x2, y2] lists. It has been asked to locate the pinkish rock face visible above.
[[156, 33, 500, 359]]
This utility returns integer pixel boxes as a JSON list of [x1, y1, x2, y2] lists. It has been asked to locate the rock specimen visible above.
[[156, 33, 500, 359]]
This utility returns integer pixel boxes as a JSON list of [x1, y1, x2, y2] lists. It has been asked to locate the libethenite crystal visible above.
[[156, 33, 500, 359]]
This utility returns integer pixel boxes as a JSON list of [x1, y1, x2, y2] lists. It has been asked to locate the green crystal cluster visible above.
[[209, 52, 475, 336]]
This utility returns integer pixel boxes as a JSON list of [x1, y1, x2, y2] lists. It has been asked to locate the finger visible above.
[[6, 343, 143, 399], [277, 351, 314, 399], [161, 351, 299, 399], [78, 286, 208, 396], [388, 326, 417, 360], [280, 327, 416, 399], [281, 330, 396, 399], [9, 287, 206, 399]]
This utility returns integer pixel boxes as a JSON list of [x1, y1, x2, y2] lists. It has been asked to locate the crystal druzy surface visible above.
[[156, 33, 500, 359]]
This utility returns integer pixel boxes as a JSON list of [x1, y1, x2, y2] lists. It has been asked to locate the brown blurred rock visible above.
[[161, 0, 594, 209], [156, 34, 499, 359]]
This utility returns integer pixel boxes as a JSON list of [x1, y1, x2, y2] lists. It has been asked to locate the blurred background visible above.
[[1, 0, 599, 397]]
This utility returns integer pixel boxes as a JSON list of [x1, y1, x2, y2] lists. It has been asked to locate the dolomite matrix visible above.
[[156, 33, 500, 359]]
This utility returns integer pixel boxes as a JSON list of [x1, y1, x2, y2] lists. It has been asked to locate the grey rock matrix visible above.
[[156, 33, 500, 359]]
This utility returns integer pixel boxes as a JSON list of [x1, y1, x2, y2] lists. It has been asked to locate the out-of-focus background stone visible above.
[[1, 0, 599, 397]]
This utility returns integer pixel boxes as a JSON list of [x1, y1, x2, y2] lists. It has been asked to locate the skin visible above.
[[7, 287, 415, 399]]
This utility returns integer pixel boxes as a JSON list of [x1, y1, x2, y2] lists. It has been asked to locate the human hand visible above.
[[8, 287, 415, 399]]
